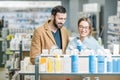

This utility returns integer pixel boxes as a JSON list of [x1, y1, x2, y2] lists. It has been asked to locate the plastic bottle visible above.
[[106, 54, 112, 73], [117, 59, 120, 72], [39, 57, 47, 72], [63, 55, 71, 73], [77, 40, 82, 52], [89, 50, 97, 73], [112, 58, 118, 72], [47, 57, 54, 72], [97, 49, 105, 73], [71, 53, 78, 73], [98, 37, 102, 45], [54, 54, 61, 72]]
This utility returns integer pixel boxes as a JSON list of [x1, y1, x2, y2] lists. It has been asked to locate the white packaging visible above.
[[117, 1, 120, 12], [113, 44, 119, 55], [20, 60, 24, 71], [79, 57, 89, 73], [23, 57, 30, 71], [26, 65, 35, 72], [83, 3, 100, 12], [10, 39, 15, 50], [39, 57, 47, 72], [42, 49, 48, 54], [62, 55, 71, 73]]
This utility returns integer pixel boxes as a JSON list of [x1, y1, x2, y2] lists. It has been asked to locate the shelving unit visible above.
[[107, 1, 120, 53], [107, 15, 120, 53], [18, 55, 120, 80]]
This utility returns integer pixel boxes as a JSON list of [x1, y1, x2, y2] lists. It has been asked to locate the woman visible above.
[[67, 17, 100, 52]]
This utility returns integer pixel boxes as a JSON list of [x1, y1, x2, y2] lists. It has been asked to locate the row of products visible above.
[[34, 54, 120, 73], [10, 33, 31, 51], [5, 53, 19, 70], [89, 54, 120, 73], [0, 10, 50, 29]]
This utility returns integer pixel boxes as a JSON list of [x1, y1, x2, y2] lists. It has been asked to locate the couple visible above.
[[30, 5, 100, 64]]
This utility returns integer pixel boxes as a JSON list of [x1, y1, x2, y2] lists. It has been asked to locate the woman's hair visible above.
[[78, 17, 93, 36], [51, 5, 66, 16]]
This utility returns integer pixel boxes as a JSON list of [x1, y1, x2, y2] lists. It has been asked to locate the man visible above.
[[30, 5, 69, 64]]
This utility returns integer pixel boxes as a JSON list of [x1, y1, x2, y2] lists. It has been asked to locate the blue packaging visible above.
[[97, 55, 105, 73], [89, 55, 96, 73], [117, 59, 120, 72], [107, 61, 112, 72], [106, 56, 112, 72], [77, 44, 82, 52], [71, 55, 78, 72], [112, 59, 118, 72], [76, 40, 82, 52]]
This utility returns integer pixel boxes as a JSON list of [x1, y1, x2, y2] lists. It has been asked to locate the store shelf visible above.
[[19, 71, 120, 75], [36, 54, 120, 57], [107, 32, 120, 35]]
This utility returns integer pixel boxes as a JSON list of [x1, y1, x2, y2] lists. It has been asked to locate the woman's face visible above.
[[78, 21, 90, 38]]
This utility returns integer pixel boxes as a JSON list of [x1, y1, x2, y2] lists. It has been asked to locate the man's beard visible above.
[[53, 18, 63, 29]]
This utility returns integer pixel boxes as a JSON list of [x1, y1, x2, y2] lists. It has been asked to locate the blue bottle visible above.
[[117, 59, 120, 72], [77, 40, 82, 52], [97, 55, 105, 73], [112, 59, 118, 72], [106, 55, 112, 72], [89, 54, 97, 73], [71, 54, 78, 73]]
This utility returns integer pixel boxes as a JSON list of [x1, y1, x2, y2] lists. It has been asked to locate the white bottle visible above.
[[98, 37, 102, 45], [62, 55, 71, 73]]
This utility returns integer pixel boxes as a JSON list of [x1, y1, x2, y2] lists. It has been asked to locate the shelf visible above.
[[19, 71, 35, 75], [19, 71, 120, 76], [37, 54, 120, 57], [107, 32, 120, 35], [108, 21, 120, 24], [9, 68, 20, 71]]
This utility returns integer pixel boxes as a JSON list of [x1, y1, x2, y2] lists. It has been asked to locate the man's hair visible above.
[[51, 5, 66, 16]]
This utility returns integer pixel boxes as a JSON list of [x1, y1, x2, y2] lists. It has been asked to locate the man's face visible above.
[[53, 12, 67, 29]]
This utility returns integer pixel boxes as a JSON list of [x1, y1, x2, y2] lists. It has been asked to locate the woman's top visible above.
[[66, 36, 101, 52]]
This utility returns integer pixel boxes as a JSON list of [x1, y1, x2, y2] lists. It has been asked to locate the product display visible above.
[[0, 1, 120, 80], [17, 51, 120, 80]]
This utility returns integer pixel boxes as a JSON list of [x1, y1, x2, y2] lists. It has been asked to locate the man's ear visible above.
[[51, 15, 54, 20]]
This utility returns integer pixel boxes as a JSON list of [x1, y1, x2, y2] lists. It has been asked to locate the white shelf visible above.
[[19, 71, 120, 75], [107, 32, 120, 35]]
